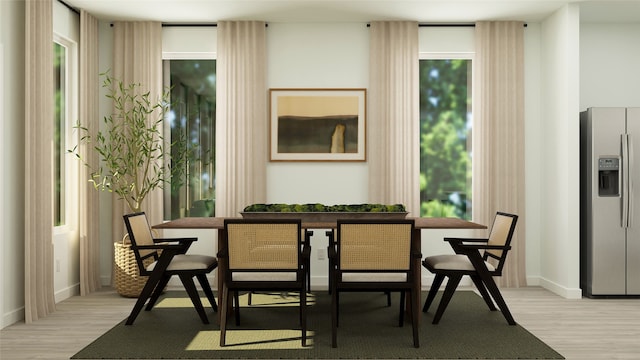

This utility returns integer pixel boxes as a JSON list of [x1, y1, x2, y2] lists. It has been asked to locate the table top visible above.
[[153, 216, 486, 230]]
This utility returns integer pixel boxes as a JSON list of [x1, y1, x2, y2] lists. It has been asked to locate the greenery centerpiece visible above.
[[69, 73, 189, 213], [242, 203, 407, 221]]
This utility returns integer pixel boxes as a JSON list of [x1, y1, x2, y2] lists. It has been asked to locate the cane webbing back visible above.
[[226, 222, 300, 270], [338, 222, 412, 271]]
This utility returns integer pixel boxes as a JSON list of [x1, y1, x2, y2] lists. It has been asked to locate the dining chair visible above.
[[327, 219, 420, 348], [218, 219, 311, 347], [422, 211, 518, 325], [122, 212, 218, 325]]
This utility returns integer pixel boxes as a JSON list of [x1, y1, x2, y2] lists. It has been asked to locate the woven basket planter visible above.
[[113, 235, 152, 298]]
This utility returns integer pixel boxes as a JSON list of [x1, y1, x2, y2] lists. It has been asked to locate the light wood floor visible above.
[[1, 286, 639, 359]]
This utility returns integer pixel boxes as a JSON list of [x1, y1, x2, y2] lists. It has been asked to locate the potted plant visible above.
[[70, 72, 189, 296], [70, 72, 188, 212]]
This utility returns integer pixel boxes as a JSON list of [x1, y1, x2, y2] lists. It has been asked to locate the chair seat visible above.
[[342, 273, 407, 282], [147, 254, 217, 272], [424, 254, 495, 272], [231, 272, 298, 282]]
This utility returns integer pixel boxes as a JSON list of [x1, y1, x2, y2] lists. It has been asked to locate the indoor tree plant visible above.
[[70, 72, 189, 213], [70, 72, 190, 297]]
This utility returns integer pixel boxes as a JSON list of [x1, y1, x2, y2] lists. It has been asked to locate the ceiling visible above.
[[62, 0, 640, 24]]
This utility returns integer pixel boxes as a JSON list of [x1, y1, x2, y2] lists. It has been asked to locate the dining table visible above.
[[152, 216, 487, 323]]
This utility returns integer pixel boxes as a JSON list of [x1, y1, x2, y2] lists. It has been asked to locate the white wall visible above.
[[538, 4, 582, 298], [1, 0, 26, 329], [580, 23, 640, 109]]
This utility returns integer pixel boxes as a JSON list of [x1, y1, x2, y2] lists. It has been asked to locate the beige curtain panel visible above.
[[25, 0, 56, 323], [368, 21, 420, 216], [79, 9, 102, 295], [111, 21, 163, 241], [473, 21, 527, 287], [215, 21, 268, 217]]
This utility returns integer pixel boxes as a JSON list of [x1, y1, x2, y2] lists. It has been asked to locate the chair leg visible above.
[[220, 285, 229, 346], [234, 291, 241, 326], [126, 268, 164, 325], [411, 289, 420, 348], [432, 275, 462, 324], [145, 275, 171, 311], [470, 274, 496, 311], [478, 275, 516, 325], [196, 274, 218, 312], [423, 274, 445, 312], [301, 286, 307, 347], [248, 291, 252, 305], [399, 291, 406, 327], [331, 288, 338, 348], [180, 274, 209, 324], [386, 291, 392, 307]]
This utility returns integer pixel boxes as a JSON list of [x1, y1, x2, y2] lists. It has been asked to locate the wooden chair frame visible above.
[[422, 212, 518, 325], [218, 219, 311, 347], [122, 212, 218, 325], [327, 219, 420, 348]]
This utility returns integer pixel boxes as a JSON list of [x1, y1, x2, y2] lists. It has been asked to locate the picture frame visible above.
[[269, 88, 366, 161]]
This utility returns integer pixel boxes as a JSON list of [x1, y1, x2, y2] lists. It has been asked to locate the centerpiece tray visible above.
[[241, 203, 408, 222]]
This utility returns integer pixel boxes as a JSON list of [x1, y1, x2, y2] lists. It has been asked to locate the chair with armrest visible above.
[[122, 212, 218, 325], [327, 219, 420, 348], [218, 219, 311, 347], [422, 211, 518, 325]]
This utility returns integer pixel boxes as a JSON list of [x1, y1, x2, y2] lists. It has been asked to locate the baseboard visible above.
[[1, 307, 24, 329], [537, 277, 582, 299], [55, 284, 80, 303]]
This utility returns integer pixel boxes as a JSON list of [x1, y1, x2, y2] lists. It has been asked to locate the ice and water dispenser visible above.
[[598, 157, 620, 196]]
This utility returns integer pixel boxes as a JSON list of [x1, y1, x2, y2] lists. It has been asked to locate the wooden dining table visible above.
[[153, 216, 486, 323]]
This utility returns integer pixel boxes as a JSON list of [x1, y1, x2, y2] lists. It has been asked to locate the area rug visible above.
[[72, 291, 564, 359]]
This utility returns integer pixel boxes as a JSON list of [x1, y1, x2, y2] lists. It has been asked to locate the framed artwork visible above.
[[269, 88, 366, 161]]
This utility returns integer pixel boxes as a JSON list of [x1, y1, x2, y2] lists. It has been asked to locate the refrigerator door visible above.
[[587, 107, 627, 295], [626, 107, 640, 295]]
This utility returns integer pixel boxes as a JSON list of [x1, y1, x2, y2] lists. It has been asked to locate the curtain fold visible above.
[[368, 21, 420, 216], [473, 21, 526, 287], [215, 21, 267, 217], [25, 0, 56, 322], [111, 21, 163, 242], [79, 10, 102, 295]]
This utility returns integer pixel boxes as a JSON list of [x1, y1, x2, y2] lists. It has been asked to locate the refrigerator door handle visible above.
[[628, 134, 634, 228], [622, 134, 631, 228]]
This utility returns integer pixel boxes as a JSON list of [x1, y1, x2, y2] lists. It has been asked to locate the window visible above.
[[54, 41, 66, 226], [163, 60, 216, 220], [419, 58, 472, 219]]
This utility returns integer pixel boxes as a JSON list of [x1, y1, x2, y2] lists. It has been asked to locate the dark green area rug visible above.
[[72, 291, 563, 359]]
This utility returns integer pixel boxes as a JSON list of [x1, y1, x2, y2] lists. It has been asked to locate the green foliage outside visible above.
[[419, 59, 472, 219], [166, 60, 216, 219]]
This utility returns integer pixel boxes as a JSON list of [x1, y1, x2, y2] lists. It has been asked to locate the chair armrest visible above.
[[445, 237, 488, 244], [216, 247, 228, 259], [303, 230, 313, 244]]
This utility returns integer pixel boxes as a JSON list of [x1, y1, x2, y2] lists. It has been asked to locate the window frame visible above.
[[53, 34, 79, 232]]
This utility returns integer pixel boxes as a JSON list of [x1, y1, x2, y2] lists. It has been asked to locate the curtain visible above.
[[111, 21, 163, 242], [215, 21, 267, 217], [24, 0, 56, 322], [473, 21, 526, 287], [368, 21, 420, 216], [79, 10, 101, 295]]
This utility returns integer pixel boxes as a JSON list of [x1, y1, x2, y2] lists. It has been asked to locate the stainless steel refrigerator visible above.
[[580, 107, 640, 297]]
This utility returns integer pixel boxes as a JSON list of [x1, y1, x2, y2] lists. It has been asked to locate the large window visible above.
[[54, 42, 67, 226], [163, 60, 216, 220], [419, 58, 472, 219]]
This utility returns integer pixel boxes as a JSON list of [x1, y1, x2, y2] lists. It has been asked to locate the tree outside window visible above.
[[419, 59, 472, 219]]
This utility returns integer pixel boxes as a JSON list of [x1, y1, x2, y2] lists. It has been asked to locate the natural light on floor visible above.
[[155, 292, 316, 308], [186, 330, 314, 350]]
